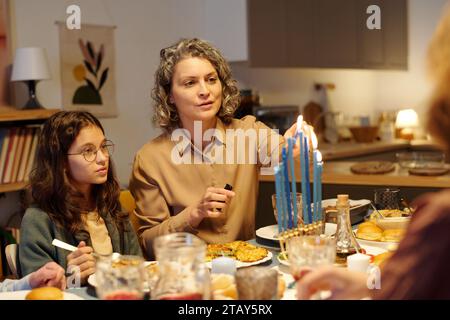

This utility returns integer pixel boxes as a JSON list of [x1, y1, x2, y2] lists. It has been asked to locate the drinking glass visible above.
[[95, 254, 146, 300], [374, 188, 401, 210], [272, 192, 303, 227], [152, 232, 209, 300], [235, 267, 278, 300], [287, 235, 336, 299]]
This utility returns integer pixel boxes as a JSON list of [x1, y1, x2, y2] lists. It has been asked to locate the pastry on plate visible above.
[[356, 222, 383, 241]]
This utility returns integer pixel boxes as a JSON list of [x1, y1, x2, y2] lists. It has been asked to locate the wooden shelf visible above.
[[0, 106, 60, 122], [0, 181, 28, 193], [0, 106, 60, 193]]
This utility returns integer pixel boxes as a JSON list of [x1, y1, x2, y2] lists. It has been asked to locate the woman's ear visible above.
[[169, 93, 174, 105]]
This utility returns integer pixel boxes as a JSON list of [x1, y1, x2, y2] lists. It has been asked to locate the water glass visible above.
[[152, 232, 209, 300], [95, 254, 146, 300], [287, 235, 335, 299], [272, 192, 302, 226]]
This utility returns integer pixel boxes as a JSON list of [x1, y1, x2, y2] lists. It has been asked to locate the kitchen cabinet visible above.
[[248, 0, 407, 69], [203, 0, 248, 62]]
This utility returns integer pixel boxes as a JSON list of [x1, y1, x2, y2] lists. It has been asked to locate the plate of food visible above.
[[277, 245, 388, 267], [205, 241, 273, 268], [0, 288, 84, 300], [256, 223, 337, 242], [88, 261, 158, 291]]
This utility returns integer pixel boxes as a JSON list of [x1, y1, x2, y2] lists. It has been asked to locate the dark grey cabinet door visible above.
[[312, 0, 359, 68], [248, 0, 288, 67], [285, 0, 315, 67], [383, 0, 408, 69], [247, 0, 407, 69]]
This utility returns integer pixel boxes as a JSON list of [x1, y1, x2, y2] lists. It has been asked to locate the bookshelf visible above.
[[0, 106, 60, 193]]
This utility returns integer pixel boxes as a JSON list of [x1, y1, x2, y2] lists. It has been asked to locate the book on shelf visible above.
[[9, 128, 27, 184], [23, 127, 40, 182], [0, 128, 10, 181], [16, 127, 35, 183], [1, 127, 19, 184]]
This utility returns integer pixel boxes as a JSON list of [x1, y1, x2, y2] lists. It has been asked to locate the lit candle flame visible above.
[[296, 115, 303, 133], [317, 150, 323, 163], [311, 128, 318, 150]]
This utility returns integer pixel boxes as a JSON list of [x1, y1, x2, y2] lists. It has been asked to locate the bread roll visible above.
[[356, 222, 383, 241], [382, 229, 405, 242], [25, 287, 64, 300]]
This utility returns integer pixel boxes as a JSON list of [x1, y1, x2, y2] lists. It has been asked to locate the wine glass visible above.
[[286, 235, 336, 299]]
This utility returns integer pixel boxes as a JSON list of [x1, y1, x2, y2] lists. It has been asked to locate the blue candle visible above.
[[313, 150, 318, 222], [304, 136, 313, 224], [299, 131, 307, 224], [274, 165, 283, 234], [282, 147, 293, 229], [279, 163, 288, 231], [317, 151, 323, 221], [287, 138, 298, 227]]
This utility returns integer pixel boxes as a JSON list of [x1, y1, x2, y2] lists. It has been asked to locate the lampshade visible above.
[[11, 47, 51, 81], [395, 109, 419, 128]]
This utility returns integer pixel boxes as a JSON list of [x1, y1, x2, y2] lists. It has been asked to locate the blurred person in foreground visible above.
[[297, 5, 450, 300], [0, 262, 65, 292]]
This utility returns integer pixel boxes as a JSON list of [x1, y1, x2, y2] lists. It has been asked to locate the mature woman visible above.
[[19, 111, 141, 285], [296, 6, 450, 300], [129, 38, 297, 257]]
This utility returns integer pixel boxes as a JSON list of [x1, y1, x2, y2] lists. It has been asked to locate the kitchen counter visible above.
[[260, 161, 450, 188], [320, 139, 442, 161]]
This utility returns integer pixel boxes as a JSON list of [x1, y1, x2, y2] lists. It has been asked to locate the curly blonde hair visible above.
[[427, 5, 450, 150], [151, 38, 240, 133]]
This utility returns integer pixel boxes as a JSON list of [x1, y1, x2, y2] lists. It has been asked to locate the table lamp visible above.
[[10, 47, 51, 109], [395, 109, 419, 140]]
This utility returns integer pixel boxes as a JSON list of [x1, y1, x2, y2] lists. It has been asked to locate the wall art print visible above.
[[58, 23, 118, 117]]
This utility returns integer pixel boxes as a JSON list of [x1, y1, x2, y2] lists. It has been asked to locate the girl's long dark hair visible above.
[[30, 111, 125, 234]]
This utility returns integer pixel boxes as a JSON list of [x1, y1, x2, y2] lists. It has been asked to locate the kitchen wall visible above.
[[1, 0, 448, 227], [231, 0, 449, 132], [11, 0, 210, 185]]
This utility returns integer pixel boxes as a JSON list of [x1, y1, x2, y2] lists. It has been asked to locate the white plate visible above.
[[277, 245, 387, 267], [88, 261, 156, 291], [0, 290, 84, 300], [206, 251, 273, 269], [256, 223, 337, 242], [355, 237, 399, 250], [322, 198, 371, 210]]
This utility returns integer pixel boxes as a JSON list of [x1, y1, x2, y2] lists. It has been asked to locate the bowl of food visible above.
[[373, 209, 411, 230], [396, 151, 445, 170], [349, 126, 379, 143]]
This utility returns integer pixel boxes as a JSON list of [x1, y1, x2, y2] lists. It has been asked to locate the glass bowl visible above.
[[396, 151, 445, 169]]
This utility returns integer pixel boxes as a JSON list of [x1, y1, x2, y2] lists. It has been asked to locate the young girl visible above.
[[19, 111, 141, 285]]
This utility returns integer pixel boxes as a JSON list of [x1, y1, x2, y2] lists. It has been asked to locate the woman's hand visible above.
[[296, 266, 370, 300], [66, 241, 96, 284], [188, 187, 236, 228], [29, 261, 66, 290]]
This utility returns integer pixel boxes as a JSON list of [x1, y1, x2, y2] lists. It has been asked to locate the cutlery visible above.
[[52, 239, 120, 259]]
